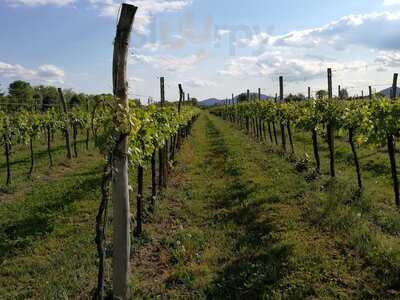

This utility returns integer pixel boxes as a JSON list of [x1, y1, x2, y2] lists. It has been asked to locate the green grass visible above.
[[130, 112, 400, 299], [0, 132, 105, 299], [1, 114, 400, 299]]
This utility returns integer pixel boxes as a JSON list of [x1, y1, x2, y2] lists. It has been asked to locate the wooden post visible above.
[[178, 84, 183, 113], [159, 77, 165, 189], [111, 4, 137, 299], [136, 165, 143, 236], [258, 88, 261, 101], [151, 151, 156, 208], [308, 87, 311, 100], [279, 76, 284, 102], [327, 68, 335, 177], [279, 76, 286, 152], [85, 98, 90, 150], [247, 89, 250, 102], [392, 73, 398, 100], [4, 131, 11, 185], [232, 93, 234, 104], [388, 73, 400, 206], [369, 86, 372, 100], [58, 88, 72, 160], [160, 77, 165, 106], [328, 69, 333, 99]]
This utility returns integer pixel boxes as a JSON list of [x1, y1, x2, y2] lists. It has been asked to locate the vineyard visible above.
[[1, 2, 400, 300]]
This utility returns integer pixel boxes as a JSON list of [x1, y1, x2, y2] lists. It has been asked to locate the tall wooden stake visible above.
[[327, 68, 335, 177], [369, 86, 372, 100], [58, 88, 72, 160], [279, 76, 286, 151], [111, 4, 137, 299], [392, 73, 398, 99], [389, 73, 400, 207], [159, 77, 165, 189], [178, 84, 183, 113]]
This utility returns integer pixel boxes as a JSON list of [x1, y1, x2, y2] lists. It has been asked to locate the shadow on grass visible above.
[[208, 193, 293, 299], [203, 117, 293, 299], [0, 173, 101, 262], [0, 139, 87, 169]]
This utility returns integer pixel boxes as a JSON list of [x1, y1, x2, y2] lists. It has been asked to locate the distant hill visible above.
[[199, 93, 271, 107], [198, 98, 223, 107], [378, 87, 400, 98]]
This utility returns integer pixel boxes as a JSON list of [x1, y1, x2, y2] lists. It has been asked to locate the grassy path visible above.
[[1, 112, 398, 298], [133, 112, 397, 299]]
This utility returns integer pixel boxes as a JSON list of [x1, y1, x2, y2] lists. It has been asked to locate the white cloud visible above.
[[129, 76, 144, 82], [6, 0, 191, 34], [141, 34, 187, 52], [384, 0, 400, 5], [219, 52, 367, 82], [217, 29, 230, 36], [183, 78, 217, 88], [142, 43, 162, 52], [90, 0, 192, 33], [130, 51, 206, 72], [6, 0, 74, 6], [375, 50, 400, 67], [0, 61, 65, 84], [243, 11, 400, 52]]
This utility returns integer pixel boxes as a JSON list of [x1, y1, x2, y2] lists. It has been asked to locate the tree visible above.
[[316, 90, 327, 100], [129, 98, 141, 107], [286, 93, 305, 102], [9, 80, 33, 110], [69, 94, 82, 109], [237, 93, 247, 102], [188, 97, 198, 106], [339, 88, 349, 99], [33, 86, 58, 111]]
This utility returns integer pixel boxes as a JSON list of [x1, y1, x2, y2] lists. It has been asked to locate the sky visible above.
[[1, 0, 400, 102]]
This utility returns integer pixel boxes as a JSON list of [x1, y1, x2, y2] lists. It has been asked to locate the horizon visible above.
[[1, 0, 400, 103]]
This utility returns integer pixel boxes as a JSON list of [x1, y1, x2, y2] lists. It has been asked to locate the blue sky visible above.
[[1, 0, 400, 102]]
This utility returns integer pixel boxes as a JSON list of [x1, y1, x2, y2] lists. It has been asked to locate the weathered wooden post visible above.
[[58, 88, 72, 160], [327, 68, 335, 177], [392, 73, 398, 99], [279, 76, 286, 152], [111, 4, 137, 299], [178, 84, 183, 113], [369, 86, 372, 100], [388, 73, 400, 207], [158, 77, 165, 190], [136, 163, 143, 236]]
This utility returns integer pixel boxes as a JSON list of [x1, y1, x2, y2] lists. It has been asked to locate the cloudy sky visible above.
[[1, 0, 400, 101]]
